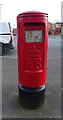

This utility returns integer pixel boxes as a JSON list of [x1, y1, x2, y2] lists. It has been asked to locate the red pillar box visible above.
[[17, 11, 48, 95]]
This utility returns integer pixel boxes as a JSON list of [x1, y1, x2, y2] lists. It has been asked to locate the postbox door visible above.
[[24, 23, 45, 72]]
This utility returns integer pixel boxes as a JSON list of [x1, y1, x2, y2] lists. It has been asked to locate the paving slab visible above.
[[2, 57, 61, 118]]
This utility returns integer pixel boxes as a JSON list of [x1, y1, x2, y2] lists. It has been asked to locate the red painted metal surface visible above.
[[17, 11, 48, 88]]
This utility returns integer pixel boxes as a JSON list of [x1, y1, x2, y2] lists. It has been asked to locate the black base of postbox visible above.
[[18, 84, 45, 109], [18, 83, 45, 92]]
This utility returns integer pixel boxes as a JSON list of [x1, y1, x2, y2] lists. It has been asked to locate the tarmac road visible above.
[[2, 35, 61, 118]]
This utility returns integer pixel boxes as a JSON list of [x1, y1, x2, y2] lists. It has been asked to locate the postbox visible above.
[[17, 11, 48, 94]]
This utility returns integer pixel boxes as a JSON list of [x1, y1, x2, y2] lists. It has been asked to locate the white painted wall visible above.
[[0, 4, 2, 20]]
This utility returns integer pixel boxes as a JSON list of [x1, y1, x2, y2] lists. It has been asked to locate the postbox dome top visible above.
[[18, 11, 48, 17]]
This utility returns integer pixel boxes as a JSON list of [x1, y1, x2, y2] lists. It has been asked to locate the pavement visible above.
[[2, 35, 61, 118]]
